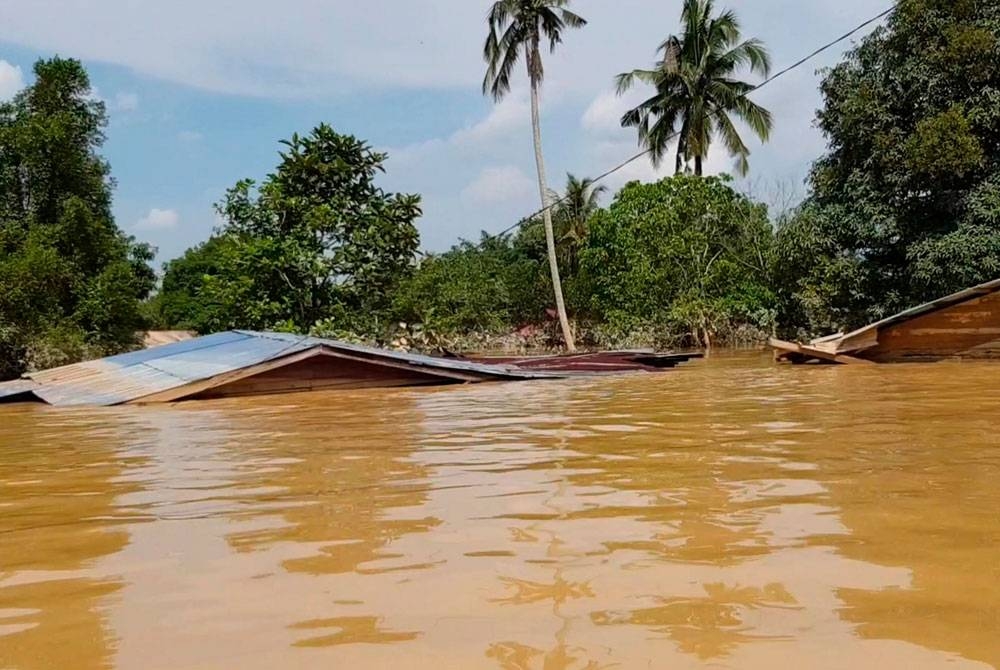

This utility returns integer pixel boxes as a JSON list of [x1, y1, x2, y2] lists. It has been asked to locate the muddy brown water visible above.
[[1, 352, 999, 669]]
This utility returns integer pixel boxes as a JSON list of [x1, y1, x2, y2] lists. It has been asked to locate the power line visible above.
[[470, 3, 895, 246]]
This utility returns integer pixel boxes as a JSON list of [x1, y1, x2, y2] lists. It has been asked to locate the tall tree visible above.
[[160, 124, 421, 334], [0, 58, 154, 378], [483, 0, 586, 351], [617, 0, 772, 176], [774, 0, 1000, 335]]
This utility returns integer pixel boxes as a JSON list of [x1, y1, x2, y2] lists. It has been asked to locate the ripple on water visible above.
[[0, 353, 999, 669]]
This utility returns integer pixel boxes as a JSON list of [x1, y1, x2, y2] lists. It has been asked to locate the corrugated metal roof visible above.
[[0, 379, 39, 401], [235, 331, 561, 378], [11, 331, 561, 407], [143, 330, 195, 348], [23, 332, 317, 406]]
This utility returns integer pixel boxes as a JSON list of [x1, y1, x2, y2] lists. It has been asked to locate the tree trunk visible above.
[[694, 154, 703, 176], [675, 147, 684, 175], [527, 46, 576, 352]]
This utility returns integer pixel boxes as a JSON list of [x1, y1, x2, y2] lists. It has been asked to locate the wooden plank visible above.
[[769, 338, 876, 365], [317, 348, 492, 383], [130, 346, 485, 404], [190, 353, 464, 399], [131, 348, 330, 403], [862, 290, 1000, 362]]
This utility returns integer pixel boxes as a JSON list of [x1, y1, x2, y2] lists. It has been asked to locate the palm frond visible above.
[[484, 19, 527, 100], [713, 111, 750, 175], [615, 68, 660, 95], [727, 94, 773, 141], [482, 0, 586, 98], [538, 7, 565, 52], [657, 35, 684, 73], [710, 9, 741, 45], [560, 9, 587, 28], [619, 105, 645, 129], [615, 0, 772, 176]]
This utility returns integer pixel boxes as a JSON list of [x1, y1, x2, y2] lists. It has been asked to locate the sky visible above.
[[0, 0, 889, 268]]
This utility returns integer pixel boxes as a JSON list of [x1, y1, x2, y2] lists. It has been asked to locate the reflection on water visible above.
[[1, 352, 999, 669]]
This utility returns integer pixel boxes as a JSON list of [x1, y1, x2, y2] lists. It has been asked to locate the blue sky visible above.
[[0, 0, 888, 268]]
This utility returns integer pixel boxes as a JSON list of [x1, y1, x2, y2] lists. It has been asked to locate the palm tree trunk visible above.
[[675, 147, 683, 175], [694, 154, 703, 176], [527, 46, 576, 352]]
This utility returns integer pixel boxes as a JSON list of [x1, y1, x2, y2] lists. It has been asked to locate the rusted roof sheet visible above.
[[472, 350, 703, 371], [244, 331, 562, 379], [143, 330, 195, 348], [9, 331, 563, 407]]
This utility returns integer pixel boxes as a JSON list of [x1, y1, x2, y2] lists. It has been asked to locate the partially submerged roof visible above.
[[771, 277, 1000, 364], [0, 331, 565, 407], [0, 379, 41, 403]]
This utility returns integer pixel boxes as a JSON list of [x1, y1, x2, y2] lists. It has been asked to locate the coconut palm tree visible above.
[[617, 0, 772, 176], [553, 174, 606, 273], [483, 0, 586, 351]]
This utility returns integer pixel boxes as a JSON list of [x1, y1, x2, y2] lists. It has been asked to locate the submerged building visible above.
[[0, 330, 699, 407], [771, 278, 1000, 364]]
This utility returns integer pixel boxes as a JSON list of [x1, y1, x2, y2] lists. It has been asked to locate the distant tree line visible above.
[[1, 0, 999, 380]]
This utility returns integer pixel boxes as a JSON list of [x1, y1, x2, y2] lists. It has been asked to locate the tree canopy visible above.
[[775, 0, 1000, 335], [158, 124, 421, 335], [0, 58, 154, 379], [578, 175, 775, 346]]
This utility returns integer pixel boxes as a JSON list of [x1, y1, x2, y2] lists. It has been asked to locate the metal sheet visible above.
[[14, 330, 562, 407], [24, 332, 318, 406], [241, 331, 561, 379], [0, 379, 39, 401]]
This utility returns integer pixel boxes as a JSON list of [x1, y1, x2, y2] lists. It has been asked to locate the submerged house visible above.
[[770, 278, 1000, 364], [0, 330, 699, 407]]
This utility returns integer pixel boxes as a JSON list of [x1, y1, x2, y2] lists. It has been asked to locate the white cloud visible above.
[[10, 0, 885, 255], [135, 208, 179, 231], [461, 166, 535, 204], [113, 91, 139, 111], [581, 90, 628, 135], [0, 60, 24, 101], [0, 0, 881, 99], [177, 130, 203, 142], [452, 93, 529, 148]]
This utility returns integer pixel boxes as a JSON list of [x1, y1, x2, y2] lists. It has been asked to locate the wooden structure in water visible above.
[[0, 331, 701, 407], [770, 278, 1000, 364]]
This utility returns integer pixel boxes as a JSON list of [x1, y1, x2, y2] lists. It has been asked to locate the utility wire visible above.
[[468, 4, 895, 247]]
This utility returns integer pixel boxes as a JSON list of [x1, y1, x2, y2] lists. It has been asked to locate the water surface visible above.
[[1, 352, 998, 669]]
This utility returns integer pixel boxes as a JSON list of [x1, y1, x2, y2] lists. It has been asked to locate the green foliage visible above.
[[159, 124, 421, 335], [775, 0, 1000, 335], [577, 175, 775, 345], [617, 0, 772, 175], [0, 58, 154, 379], [153, 235, 235, 332], [393, 233, 549, 334]]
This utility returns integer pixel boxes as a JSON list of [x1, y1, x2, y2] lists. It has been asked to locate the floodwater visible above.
[[1, 352, 999, 670]]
